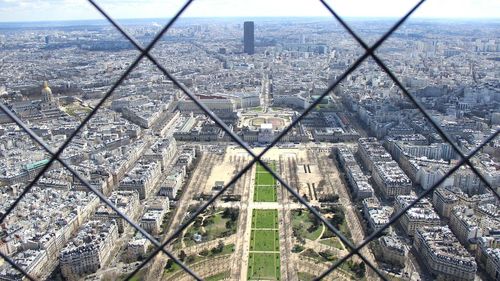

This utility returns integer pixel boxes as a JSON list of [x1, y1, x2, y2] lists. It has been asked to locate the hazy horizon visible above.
[[1, 15, 499, 26], [0, 0, 498, 23]]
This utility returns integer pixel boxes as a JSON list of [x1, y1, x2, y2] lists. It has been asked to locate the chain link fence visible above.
[[0, 0, 498, 280]]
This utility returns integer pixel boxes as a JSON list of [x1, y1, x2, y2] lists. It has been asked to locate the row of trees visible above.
[[166, 240, 226, 270]]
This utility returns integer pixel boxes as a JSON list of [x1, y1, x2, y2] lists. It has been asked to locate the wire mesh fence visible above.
[[0, 0, 498, 280]]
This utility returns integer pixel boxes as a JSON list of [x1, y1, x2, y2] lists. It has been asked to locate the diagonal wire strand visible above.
[[315, 129, 499, 280], [320, 0, 499, 200], [0, 251, 37, 281], [0, 102, 201, 280], [372, 55, 499, 199]]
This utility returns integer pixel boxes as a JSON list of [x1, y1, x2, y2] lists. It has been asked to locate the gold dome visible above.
[[42, 81, 51, 92], [41, 81, 53, 102]]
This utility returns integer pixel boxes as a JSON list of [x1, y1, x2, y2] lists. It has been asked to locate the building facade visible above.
[[243, 21, 255, 55], [414, 226, 477, 281]]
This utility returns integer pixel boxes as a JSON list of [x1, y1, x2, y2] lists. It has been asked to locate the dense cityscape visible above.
[[0, 10, 499, 281]]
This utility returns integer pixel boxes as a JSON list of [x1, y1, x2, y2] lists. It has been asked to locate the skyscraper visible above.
[[243, 21, 254, 55]]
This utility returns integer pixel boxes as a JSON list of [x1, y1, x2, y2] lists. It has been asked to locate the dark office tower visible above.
[[244, 21, 255, 55]]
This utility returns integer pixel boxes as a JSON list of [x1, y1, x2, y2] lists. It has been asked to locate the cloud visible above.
[[0, 0, 498, 22]]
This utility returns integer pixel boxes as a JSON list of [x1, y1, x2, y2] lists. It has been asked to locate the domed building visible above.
[[40, 81, 60, 112], [9, 81, 65, 121], [41, 81, 53, 101]]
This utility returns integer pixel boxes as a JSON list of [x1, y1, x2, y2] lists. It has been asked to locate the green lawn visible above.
[[256, 171, 276, 186], [164, 260, 181, 274], [249, 106, 263, 112], [254, 162, 278, 202], [254, 185, 277, 202], [204, 213, 234, 237], [249, 162, 280, 280], [123, 269, 146, 281], [248, 209, 281, 280], [322, 220, 352, 244], [298, 272, 317, 281], [256, 162, 276, 172], [164, 244, 235, 277], [184, 209, 238, 246], [320, 205, 352, 241], [319, 237, 344, 249], [300, 248, 325, 263], [248, 253, 281, 280], [206, 271, 230, 281], [252, 209, 278, 229], [291, 210, 323, 241], [251, 229, 280, 251], [299, 249, 366, 279]]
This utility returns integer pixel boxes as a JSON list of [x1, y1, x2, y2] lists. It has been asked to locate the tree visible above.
[[222, 208, 239, 221], [357, 262, 366, 278], [222, 208, 231, 218], [179, 250, 187, 262], [202, 217, 214, 226], [307, 223, 318, 234], [186, 255, 196, 264], [216, 240, 224, 252], [330, 211, 345, 229], [165, 259, 174, 270], [292, 225, 303, 237], [208, 205, 216, 214], [193, 217, 203, 228], [308, 212, 320, 228], [318, 179, 326, 189], [211, 240, 225, 255], [303, 193, 309, 201], [319, 250, 336, 261], [319, 194, 339, 202], [291, 244, 304, 253], [348, 261, 366, 278], [225, 219, 234, 230]]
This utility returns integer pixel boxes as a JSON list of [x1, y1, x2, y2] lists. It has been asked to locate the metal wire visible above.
[[0, 251, 36, 281], [0, 0, 497, 280]]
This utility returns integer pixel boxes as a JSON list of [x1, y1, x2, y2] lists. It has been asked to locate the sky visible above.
[[0, 0, 499, 22]]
